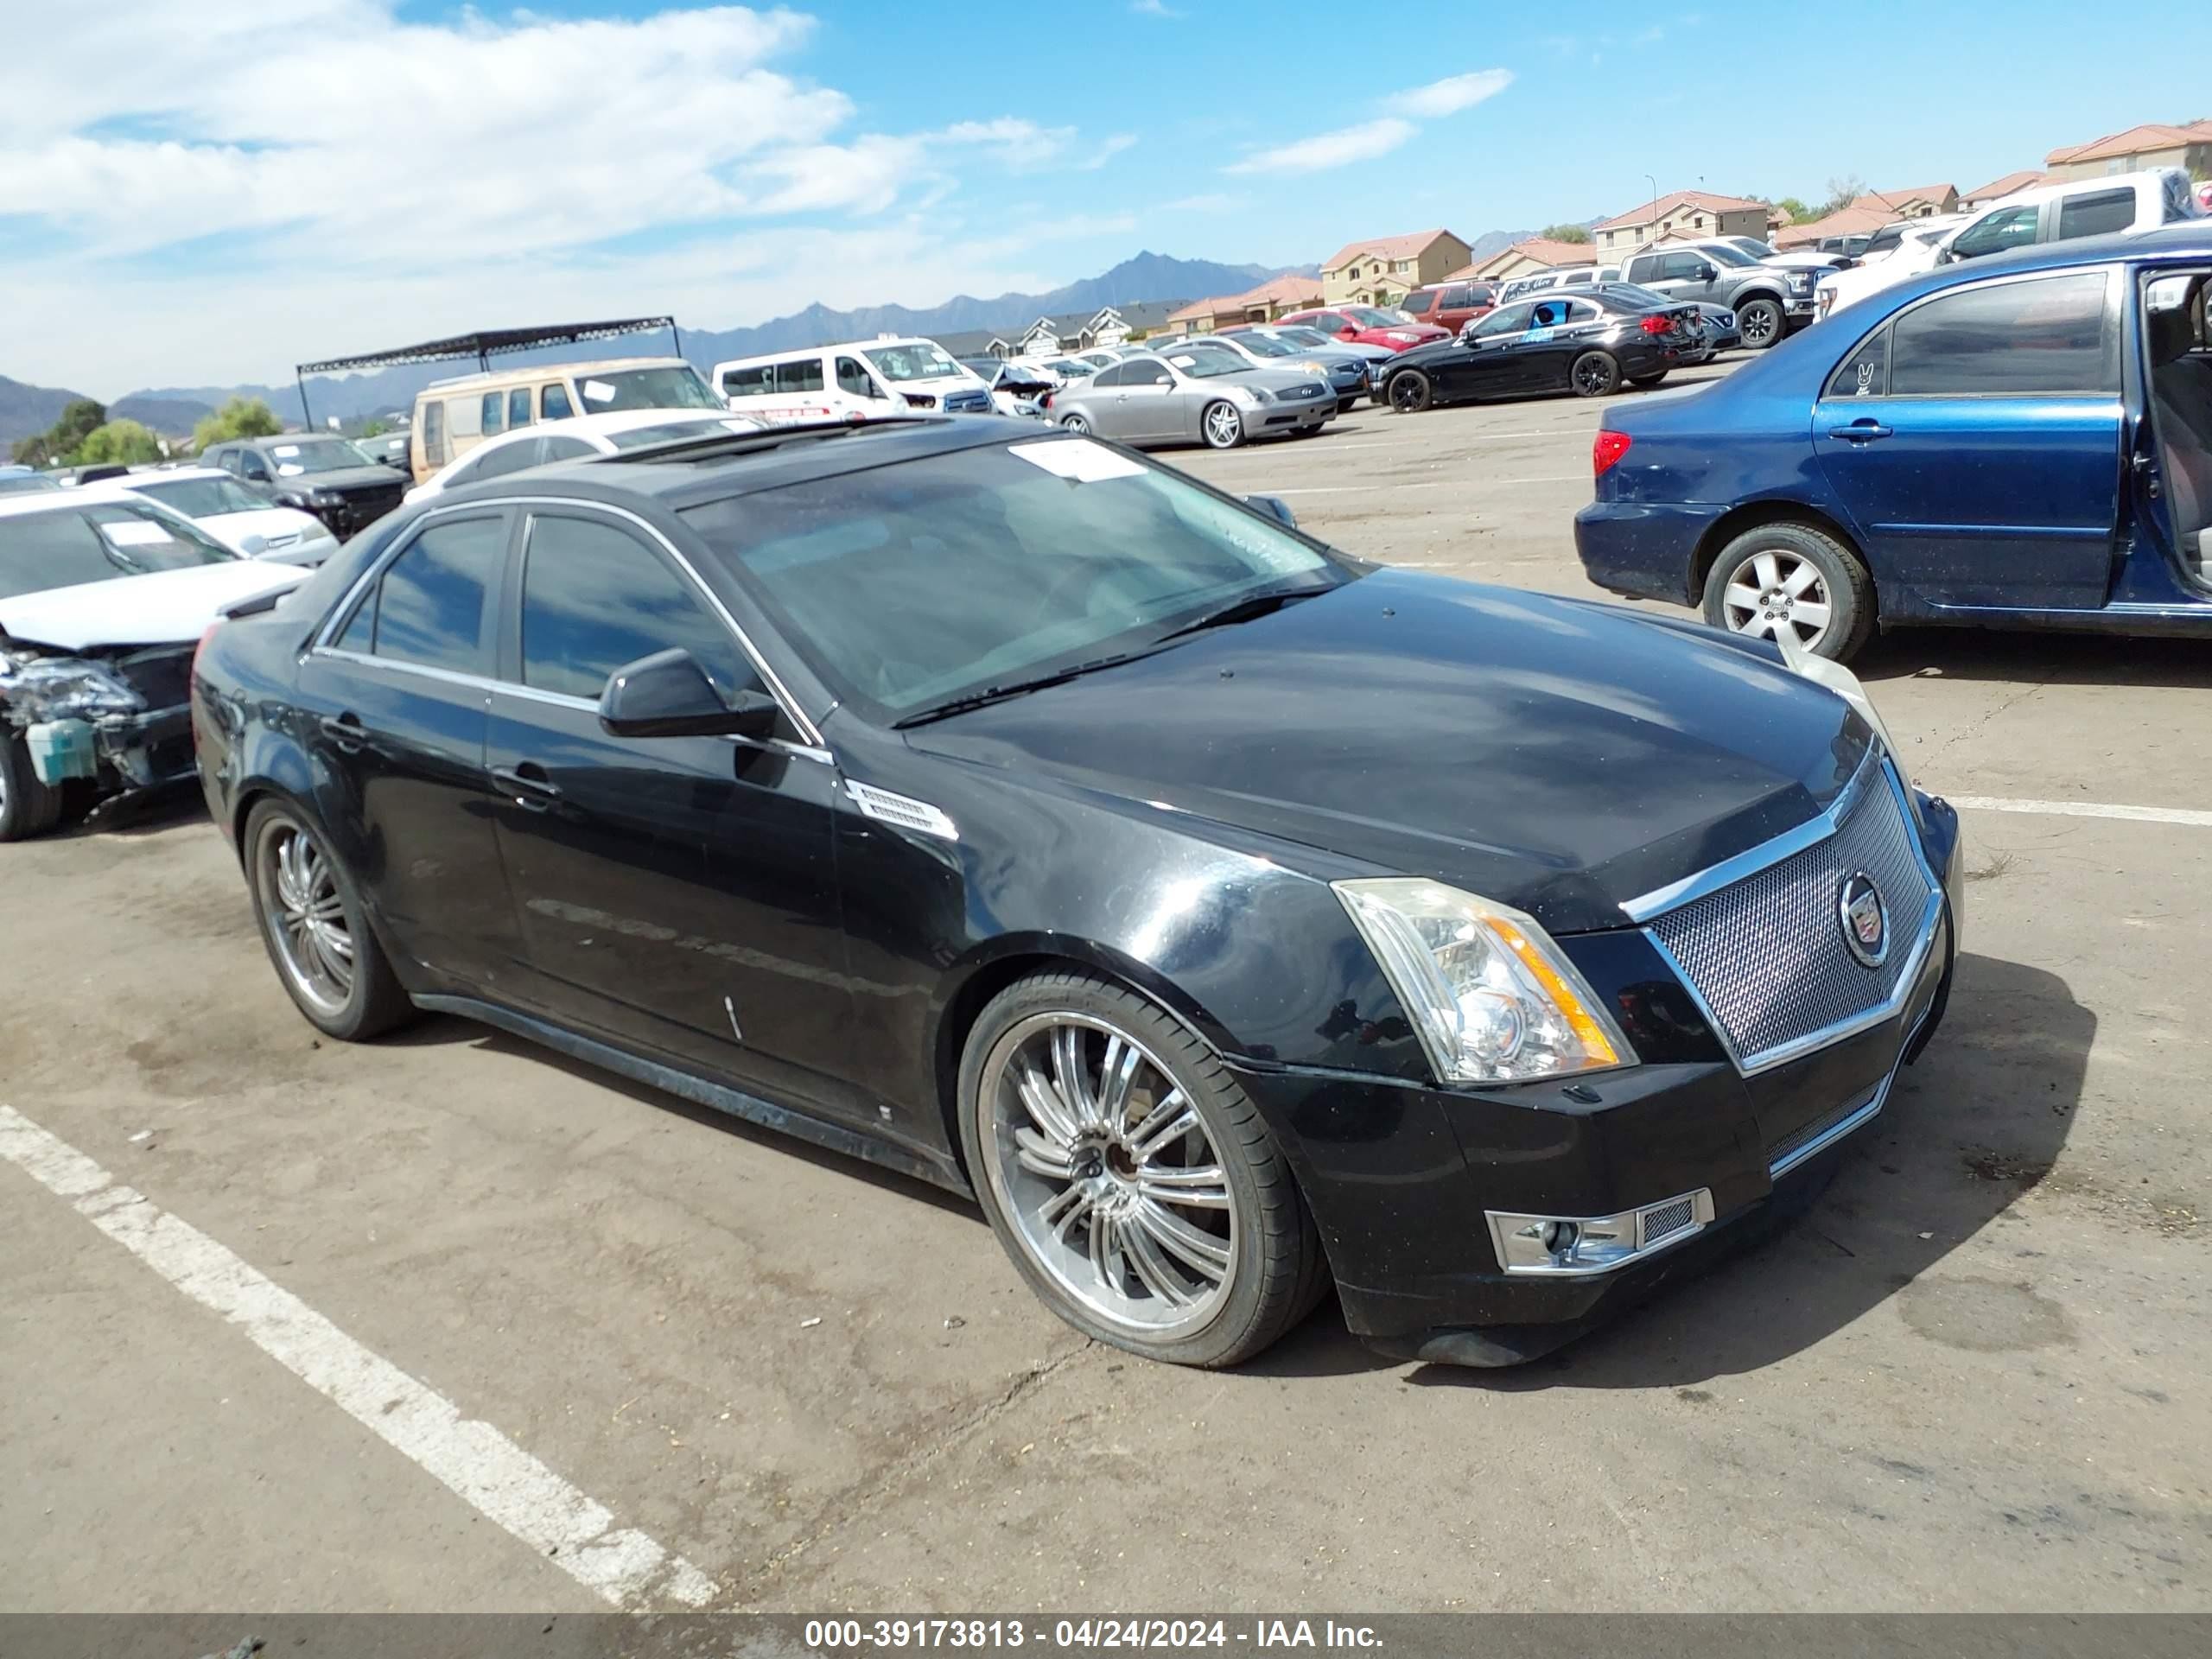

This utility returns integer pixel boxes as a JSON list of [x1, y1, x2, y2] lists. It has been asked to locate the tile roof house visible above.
[[1462, 238, 1597, 282], [1774, 184, 1961, 249], [1319, 230, 1472, 305], [958, 302, 1192, 358], [1166, 272, 1327, 333], [1593, 190, 1772, 252], [2044, 120, 2212, 181], [1959, 169, 2050, 210]]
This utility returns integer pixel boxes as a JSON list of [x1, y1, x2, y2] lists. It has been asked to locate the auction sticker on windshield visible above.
[[100, 521, 173, 547], [582, 379, 617, 404], [1008, 438, 1147, 483]]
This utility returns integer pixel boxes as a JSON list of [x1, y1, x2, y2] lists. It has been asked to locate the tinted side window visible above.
[[542, 384, 574, 420], [1093, 363, 1129, 388], [467, 438, 543, 481], [1472, 303, 1535, 337], [421, 401, 447, 467], [1951, 205, 2040, 259], [775, 358, 825, 394], [2056, 190, 2134, 240], [480, 392, 505, 436], [1889, 272, 2114, 397], [1623, 256, 1657, 283], [1402, 291, 1435, 316], [1824, 328, 1891, 399], [507, 387, 533, 428], [836, 356, 876, 397], [1126, 361, 1173, 386], [722, 365, 772, 398], [518, 514, 745, 701], [368, 515, 505, 674]]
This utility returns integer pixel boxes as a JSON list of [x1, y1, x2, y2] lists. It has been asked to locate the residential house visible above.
[[1461, 238, 1597, 283], [1592, 190, 1772, 253], [1775, 183, 1961, 249], [2044, 120, 2212, 181], [1959, 169, 2049, 210], [957, 302, 1191, 358], [1319, 230, 1473, 307], [1165, 273, 1327, 334]]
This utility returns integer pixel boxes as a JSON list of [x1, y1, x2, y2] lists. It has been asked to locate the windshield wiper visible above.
[[892, 651, 1152, 728], [1152, 586, 1325, 643]]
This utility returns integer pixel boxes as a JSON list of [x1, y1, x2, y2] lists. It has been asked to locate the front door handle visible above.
[[1827, 421, 1893, 442], [318, 712, 365, 754], [491, 764, 562, 811]]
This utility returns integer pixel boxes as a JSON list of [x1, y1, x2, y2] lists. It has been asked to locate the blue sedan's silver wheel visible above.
[[1721, 548, 1834, 651], [982, 1012, 1237, 1339]]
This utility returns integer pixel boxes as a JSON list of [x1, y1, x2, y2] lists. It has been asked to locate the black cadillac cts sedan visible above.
[[192, 417, 1962, 1369]]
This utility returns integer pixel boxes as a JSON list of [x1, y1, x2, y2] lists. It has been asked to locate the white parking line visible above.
[[1948, 796, 2212, 829], [0, 1103, 717, 1610]]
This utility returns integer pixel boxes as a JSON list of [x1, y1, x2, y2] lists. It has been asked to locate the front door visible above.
[[1109, 359, 1182, 442], [1452, 301, 1541, 397], [1814, 267, 2124, 612], [299, 508, 518, 984], [482, 506, 858, 1117]]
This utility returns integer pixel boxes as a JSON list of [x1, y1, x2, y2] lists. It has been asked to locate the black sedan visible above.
[[193, 416, 1961, 1370], [1385, 291, 1701, 410]]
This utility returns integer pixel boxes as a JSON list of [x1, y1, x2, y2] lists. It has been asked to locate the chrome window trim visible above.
[[310, 493, 830, 754], [1636, 759, 1946, 1077], [1621, 745, 1882, 923]]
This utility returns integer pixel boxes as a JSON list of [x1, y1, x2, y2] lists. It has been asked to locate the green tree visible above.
[[360, 417, 388, 438], [1774, 196, 1812, 223], [193, 396, 283, 453], [73, 419, 163, 467], [11, 397, 106, 467], [1538, 222, 1592, 245]]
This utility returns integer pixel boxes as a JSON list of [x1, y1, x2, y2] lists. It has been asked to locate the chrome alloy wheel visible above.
[[981, 1013, 1236, 1338], [258, 822, 355, 1017], [1722, 549, 1833, 649], [1202, 402, 1243, 448]]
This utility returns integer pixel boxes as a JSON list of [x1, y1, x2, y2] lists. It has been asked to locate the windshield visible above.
[[862, 342, 964, 384], [1160, 348, 1243, 379], [268, 439, 374, 476], [0, 473, 60, 495], [576, 365, 722, 412], [1600, 283, 1673, 308], [132, 476, 275, 517], [607, 416, 758, 449], [1271, 327, 1332, 348], [1228, 333, 1298, 358], [0, 501, 235, 600], [680, 439, 1343, 719], [1341, 307, 1402, 327], [1699, 243, 1758, 267]]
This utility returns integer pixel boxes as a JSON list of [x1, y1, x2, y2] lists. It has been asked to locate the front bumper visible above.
[[1242, 793, 1962, 1366], [27, 703, 196, 794]]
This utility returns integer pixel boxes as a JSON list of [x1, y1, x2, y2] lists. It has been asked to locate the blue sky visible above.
[[0, 0, 2190, 396]]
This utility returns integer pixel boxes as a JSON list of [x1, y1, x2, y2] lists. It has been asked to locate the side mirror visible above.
[[239, 532, 269, 556], [1245, 494, 1297, 529], [1694, 263, 1718, 283], [598, 647, 780, 740]]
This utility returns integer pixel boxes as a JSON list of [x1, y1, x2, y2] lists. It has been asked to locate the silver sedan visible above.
[[1048, 347, 1335, 449]]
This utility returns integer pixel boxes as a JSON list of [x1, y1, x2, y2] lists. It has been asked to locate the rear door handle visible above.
[[491, 764, 562, 811], [318, 712, 365, 754], [1827, 422, 1893, 442]]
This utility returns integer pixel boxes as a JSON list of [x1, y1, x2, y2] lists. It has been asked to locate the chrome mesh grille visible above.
[[1639, 1196, 1695, 1247], [1648, 768, 1933, 1068]]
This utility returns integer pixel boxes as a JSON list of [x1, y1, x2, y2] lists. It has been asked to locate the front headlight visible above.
[[1228, 385, 1272, 405], [1333, 878, 1633, 1084], [0, 654, 146, 720]]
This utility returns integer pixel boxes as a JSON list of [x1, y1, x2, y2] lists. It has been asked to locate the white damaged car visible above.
[[0, 488, 304, 840], [115, 467, 340, 565]]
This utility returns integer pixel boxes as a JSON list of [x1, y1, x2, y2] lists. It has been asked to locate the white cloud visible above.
[[1397, 69, 1514, 118], [1079, 133, 1140, 170], [1223, 118, 1415, 175], [0, 2, 1128, 391], [1131, 0, 1183, 16], [1163, 193, 1241, 213]]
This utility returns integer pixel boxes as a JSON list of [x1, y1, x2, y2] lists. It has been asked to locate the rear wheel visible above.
[[1200, 401, 1244, 449], [1058, 413, 1091, 435], [1737, 297, 1785, 350], [1388, 370, 1433, 413], [0, 728, 65, 842], [1701, 521, 1875, 661], [245, 799, 415, 1040], [958, 971, 1327, 1368], [1570, 351, 1621, 397]]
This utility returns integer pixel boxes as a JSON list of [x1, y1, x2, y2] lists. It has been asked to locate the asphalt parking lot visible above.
[[7, 359, 2210, 1615]]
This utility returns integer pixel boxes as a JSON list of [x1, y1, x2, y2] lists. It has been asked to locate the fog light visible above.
[[1488, 1189, 1715, 1276]]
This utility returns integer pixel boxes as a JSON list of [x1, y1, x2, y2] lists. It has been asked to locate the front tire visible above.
[[1200, 401, 1244, 449], [245, 799, 415, 1040], [957, 970, 1327, 1368], [1569, 351, 1621, 397], [1737, 297, 1785, 350], [1701, 521, 1875, 661], [1058, 413, 1091, 435], [1388, 370, 1433, 413], [0, 728, 66, 842]]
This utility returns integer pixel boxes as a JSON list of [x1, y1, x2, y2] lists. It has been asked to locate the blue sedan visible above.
[[1574, 225, 2212, 660]]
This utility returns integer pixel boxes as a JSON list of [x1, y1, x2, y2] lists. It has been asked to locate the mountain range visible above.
[[7, 238, 1558, 442]]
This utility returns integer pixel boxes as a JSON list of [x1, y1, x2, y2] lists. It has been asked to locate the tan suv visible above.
[[408, 358, 721, 481]]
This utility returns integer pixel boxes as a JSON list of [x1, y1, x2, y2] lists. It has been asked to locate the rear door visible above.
[[1813, 267, 2125, 612], [299, 508, 518, 981], [481, 505, 855, 1109]]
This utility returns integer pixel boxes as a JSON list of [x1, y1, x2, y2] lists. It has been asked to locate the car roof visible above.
[[118, 466, 228, 486], [219, 433, 358, 452], [0, 481, 164, 521]]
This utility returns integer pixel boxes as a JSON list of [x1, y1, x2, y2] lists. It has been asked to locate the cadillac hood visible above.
[[910, 570, 1872, 933], [0, 561, 306, 652]]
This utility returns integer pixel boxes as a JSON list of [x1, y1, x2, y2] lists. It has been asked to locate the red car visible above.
[[1399, 281, 1497, 334], [1277, 305, 1451, 352]]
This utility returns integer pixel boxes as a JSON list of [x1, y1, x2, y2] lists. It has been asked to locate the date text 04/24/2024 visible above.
[[801, 1620, 1384, 1649]]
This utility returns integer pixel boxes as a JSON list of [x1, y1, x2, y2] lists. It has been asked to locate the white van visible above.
[[710, 337, 994, 423]]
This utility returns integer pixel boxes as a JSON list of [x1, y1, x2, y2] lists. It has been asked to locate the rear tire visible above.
[[0, 728, 66, 842], [245, 798, 415, 1041], [1388, 370, 1433, 413], [1700, 521, 1875, 662], [1058, 413, 1091, 435], [957, 970, 1328, 1368], [1569, 351, 1621, 397], [1737, 297, 1785, 350]]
